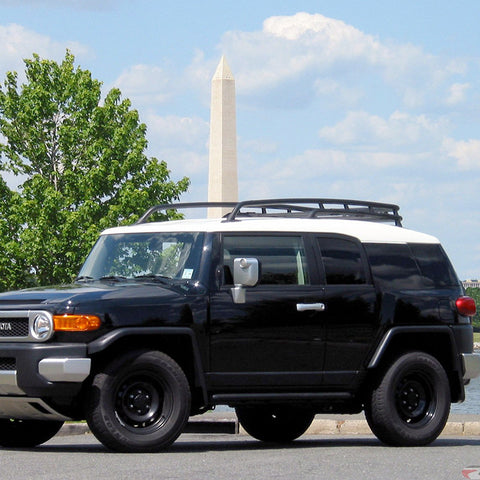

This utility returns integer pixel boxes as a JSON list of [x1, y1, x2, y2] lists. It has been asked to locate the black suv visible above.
[[0, 198, 478, 452]]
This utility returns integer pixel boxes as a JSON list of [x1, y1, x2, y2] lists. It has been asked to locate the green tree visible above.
[[466, 287, 480, 331], [0, 52, 189, 291]]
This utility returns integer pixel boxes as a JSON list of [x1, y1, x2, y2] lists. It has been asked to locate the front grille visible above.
[[0, 358, 15, 370], [0, 318, 29, 337]]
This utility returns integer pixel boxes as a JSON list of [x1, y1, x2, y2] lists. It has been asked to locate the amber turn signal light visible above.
[[53, 314, 102, 331]]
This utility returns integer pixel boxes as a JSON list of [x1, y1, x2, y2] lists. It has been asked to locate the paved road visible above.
[[2, 433, 480, 480]]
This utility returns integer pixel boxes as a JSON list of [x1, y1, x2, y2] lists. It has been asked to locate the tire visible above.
[[0, 419, 64, 448], [235, 405, 314, 443], [365, 351, 450, 446], [86, 350, 191, 452]]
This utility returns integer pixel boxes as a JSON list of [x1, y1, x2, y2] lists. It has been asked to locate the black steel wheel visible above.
[[86, 350, 190, 452], [365, 351, 450, 446], [235, 405, 314, 443], [0, 419, 64, 448]]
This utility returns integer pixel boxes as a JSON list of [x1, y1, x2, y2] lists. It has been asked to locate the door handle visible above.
[[296, 303, 326, 312]]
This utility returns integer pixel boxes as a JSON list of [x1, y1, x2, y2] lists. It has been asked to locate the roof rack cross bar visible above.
[[224, 198, 402, 226]]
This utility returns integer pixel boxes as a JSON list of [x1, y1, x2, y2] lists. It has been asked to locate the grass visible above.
[[474, 332, 480, 343]]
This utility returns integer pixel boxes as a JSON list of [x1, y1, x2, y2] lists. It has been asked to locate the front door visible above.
[[208, 233, 326, 390]]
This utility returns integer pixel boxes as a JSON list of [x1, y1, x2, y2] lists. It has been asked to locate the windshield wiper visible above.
[[75, 275, 95, 283], [99, 275, 128, 282], [134, 274, 171, 284]]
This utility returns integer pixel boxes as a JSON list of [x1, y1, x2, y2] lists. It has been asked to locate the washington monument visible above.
[[207, 56, 238, 218]]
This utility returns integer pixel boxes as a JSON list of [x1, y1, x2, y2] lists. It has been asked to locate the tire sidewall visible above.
[[0, 419, 64, 448], [369, 352, 450, 446], [87, 350, 190, 452], [235, 405, 314, 442]]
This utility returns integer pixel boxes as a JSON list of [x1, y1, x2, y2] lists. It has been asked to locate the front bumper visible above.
[[0, 343, 90, 420], [462, 352, 480, 380], [0, 343, 89, 397]]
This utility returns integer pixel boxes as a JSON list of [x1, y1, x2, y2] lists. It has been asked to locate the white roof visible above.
[[102, 217, 439, 244]]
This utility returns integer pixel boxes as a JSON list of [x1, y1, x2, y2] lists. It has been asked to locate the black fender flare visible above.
[[367, 325, 465, 402], [87, 327, 208, 405], [368, 326, 459, 369]]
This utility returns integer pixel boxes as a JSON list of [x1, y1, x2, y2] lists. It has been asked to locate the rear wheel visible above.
[[235, 405, 314, 443], [365, 351, 450, 446], [86, 350, 191, 452], [0, 419, 64, 448]]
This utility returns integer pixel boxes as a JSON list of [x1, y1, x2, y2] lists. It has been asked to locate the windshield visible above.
[[78, 232, 205, 282]]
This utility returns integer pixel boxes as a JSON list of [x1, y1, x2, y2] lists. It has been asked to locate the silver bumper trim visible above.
[[462, 353, 480, 380], [0, 397, 70, 421], [0, 371, 24, 395], [38, 358, 91, 382]]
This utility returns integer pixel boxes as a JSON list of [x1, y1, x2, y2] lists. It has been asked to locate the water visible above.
[[216, 368, 480, 415], [217, 377, 480, 415], [451, 376, 480, 414]]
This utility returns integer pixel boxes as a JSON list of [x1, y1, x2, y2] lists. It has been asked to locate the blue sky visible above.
[[1, 0, 480, 279]]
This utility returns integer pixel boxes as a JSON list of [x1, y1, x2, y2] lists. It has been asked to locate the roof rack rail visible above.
[[136, 198, 403, 226], [135, 202, 237, 224]]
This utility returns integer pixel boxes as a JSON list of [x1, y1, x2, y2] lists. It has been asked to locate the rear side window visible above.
[[364, 243, 424, 289], [223, 235, 310, 285], [317, 237, 367, 285], [409, 243, 459, 287], [365, 243, 460, 289]]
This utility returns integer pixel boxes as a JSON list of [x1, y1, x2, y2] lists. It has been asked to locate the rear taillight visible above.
[[456, 296, 477, 317]]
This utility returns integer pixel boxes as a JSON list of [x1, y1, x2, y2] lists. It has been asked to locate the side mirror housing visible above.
[[231, 258, 259, 303]]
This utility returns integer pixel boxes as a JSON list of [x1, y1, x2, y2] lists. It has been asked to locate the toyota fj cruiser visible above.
[[0, 198, 478, 452]]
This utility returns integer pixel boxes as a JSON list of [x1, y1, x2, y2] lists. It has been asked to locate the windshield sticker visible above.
[[182, 269, 194, 279]]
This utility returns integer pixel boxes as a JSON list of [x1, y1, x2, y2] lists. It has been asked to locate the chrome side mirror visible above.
[[231, 258, 259, 304]]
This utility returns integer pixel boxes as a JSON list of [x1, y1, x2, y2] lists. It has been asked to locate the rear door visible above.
[[315, 236, 378, 387]]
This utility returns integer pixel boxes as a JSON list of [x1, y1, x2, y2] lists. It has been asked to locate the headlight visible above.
[[32, 313, 54, 340]]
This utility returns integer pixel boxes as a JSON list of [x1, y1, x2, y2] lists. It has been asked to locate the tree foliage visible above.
[[0, 52, 189, 291], [466, 288, 480, 331]]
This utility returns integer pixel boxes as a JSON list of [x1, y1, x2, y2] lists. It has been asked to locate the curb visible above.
[[58, 414, 480, 438]]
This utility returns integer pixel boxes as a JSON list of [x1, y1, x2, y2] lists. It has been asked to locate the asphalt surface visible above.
[[57, 411, 480, 440], [3, 432, 480, 480]]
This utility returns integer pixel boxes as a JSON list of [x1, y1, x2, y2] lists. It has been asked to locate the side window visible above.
[[317, 237, 366, 285], [364, 243, 424, 289], [409, 243, 460, 287], [223, 235, 310, 285]]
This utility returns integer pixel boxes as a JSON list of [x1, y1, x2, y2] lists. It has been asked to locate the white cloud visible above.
[[319, 111, 449, 151], [145, 114, 209, 149], [444, 138, 480, 170], [445, 82, 470, 106], [114, 64, 175, 105], [313, 79, 363, 106], [144, 114, 210, 183], [180, 12, 475, 114], [0, 23, 89, 80]]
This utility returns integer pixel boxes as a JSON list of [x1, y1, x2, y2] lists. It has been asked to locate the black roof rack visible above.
[[136, 198, 403, 226]]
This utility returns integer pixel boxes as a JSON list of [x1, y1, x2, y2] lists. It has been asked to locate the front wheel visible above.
[[86, 350, 191, 452], [235, 405, 314, 443], [0, 419, 64, 448], [365, 351, 450, 446]]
